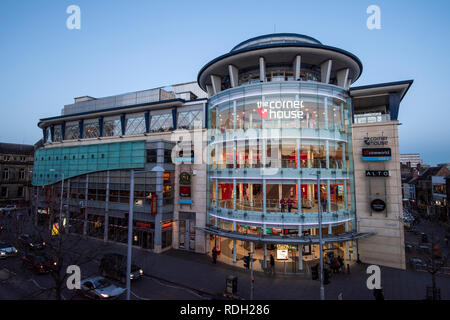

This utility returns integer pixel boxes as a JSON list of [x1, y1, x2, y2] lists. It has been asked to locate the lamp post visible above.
[[49, 169, 64, 234], [317, 172, 325, 300], [126, 165, 165, 300]]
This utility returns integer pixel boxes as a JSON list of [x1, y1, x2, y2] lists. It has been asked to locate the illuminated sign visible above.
[[179, 186, 191, 197], [257, 100, 304, 120], [364, 136, 388, 146], [366, 170, 390, 177], [371, 199, 386, 212], [362, 148, 391, 161], [179, 172, 191, 185]]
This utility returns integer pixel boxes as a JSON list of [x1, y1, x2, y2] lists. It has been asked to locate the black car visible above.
[[18, 234, 46, 250], [22, 253, 57, 274], [99, 253, 143, 283]]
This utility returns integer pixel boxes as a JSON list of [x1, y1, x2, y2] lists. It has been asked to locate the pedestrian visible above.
[[212, 246, 217, 264], [270, 254, 275, 275], [373, 287, 384, 301], [337, 255, 344, 272], [287, 198, 293, 213], [280, 198, 286, 212]]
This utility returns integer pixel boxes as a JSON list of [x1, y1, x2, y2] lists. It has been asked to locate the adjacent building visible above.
[[0, 143, 34, 207]]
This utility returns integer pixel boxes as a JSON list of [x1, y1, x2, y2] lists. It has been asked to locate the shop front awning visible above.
[[197, 226, 374, 244]]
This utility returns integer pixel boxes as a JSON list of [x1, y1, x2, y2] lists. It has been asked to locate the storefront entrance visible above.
[[179, 212, 196, 251]]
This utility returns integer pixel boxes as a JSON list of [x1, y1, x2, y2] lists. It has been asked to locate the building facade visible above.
[[33, 33, 413, 271], [0, 143, 34, 207], [32, 83, 208, 253], [197, 33, 412, 270]]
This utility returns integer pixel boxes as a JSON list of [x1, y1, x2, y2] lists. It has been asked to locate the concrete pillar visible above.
[[263, 224, 267, 269], [259, 57, 266, 82], [206, 85, 213, 97], [293, 55, 301, 80], [327, 180, 331, 212], [345, 221, 350, 260], [228, 65, 239, 88], [325, 140, 329, 169], [210, 75, 222, 95], [298, 225, 303, 270], [337, 68, 349, 88], [346, 78, 352, 90], [104, 171, 110, 242], [262, 180, 266, 213], [320, 60, 332, 84]]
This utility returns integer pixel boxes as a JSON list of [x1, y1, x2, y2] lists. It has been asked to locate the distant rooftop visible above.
[[231, 33, 322, 52], [0, 142, 34, 154]]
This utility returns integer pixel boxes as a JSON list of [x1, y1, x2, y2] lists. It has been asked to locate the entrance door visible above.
[[179, 220, 186, 249], [188, 220, 196, 251]]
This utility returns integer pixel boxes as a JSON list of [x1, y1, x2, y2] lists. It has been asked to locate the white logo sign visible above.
[[66, 265, 81, 290], [366, 265, 381, 289], [66, 5, 81, 30], [256, 100, 304, 120], [366, 5, 381, 30]]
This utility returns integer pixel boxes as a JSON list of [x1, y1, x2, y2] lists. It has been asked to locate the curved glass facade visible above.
[[206, 82, 356, 229]]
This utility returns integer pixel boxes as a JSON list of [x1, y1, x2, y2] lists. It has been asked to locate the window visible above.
[[150, 113, 173, 132], [83, 119, 100, 138], [65, 121, 80, 140], [54, 125, 62, 142], [17, 186, 24, 197], [103, 116, 122, 137], [0, 187, 7, 197], [147, 150, 157, 163], [2, 168, 9, 180], [177, 110, 203, 129], [19, 169, 25, 180], [45, 127, 52, 143], [125, 113, 146, 135]]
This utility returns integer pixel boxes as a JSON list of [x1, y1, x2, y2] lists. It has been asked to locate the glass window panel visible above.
[[125, 113, 145, 135]]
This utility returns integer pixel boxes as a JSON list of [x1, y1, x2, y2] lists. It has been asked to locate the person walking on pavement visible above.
[[321, 195, 327, 213], [270, 254, 275, 275], [212, 246, 217, 264]]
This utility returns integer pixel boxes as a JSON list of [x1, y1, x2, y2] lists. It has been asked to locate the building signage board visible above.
[[179, 186, 191, 197], [362, 148, 392, 161], [366, 170, 390, 177], [364, 136, 388, 146], [371, 199, 386, 212]]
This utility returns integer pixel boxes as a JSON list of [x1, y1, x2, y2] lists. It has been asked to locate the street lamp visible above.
[[49, 169, 64, 234], [126, 165, 165, 300], [316, 172, 325, 300]]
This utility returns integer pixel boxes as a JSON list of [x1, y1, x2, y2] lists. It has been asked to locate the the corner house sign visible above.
[[179, 172, 191, 185], [366, 170, 390, 177], [371, 199, 386, 212], [257, 100, 305, 120], [362, 148, 392, 161], [364, 136, 388, 146]]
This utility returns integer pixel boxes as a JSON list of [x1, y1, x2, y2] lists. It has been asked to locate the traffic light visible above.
[[243, 254, 250, 269]]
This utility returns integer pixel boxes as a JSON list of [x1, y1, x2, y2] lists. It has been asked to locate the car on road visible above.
[[22, 253, 57, 274], [77, 276, 125, 300], [0, 242, 18, 258], [99, 253, 143, 284], [18, 234, 46, 250], [0, 225, 5, 232], [0, 205, 17, 212]]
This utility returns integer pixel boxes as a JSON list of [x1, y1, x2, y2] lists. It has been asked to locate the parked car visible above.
[[0, 242, 18, 258], [77, 276, 125, 300], [22, 253, 57, 273], [0, 205, 17, 212], [18, 234, 46, 250], [99, 253, 143, 283]]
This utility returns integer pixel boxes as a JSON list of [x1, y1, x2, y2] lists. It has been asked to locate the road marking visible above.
[[131, 291, 151, 300], [29, 278, 47, 290]]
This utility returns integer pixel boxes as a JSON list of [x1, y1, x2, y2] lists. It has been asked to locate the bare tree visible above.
[[422, 232, 448, 300]]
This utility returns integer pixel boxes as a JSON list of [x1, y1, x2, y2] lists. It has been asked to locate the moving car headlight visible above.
[[100, 293, 109, 298], [0, 251, 5, 256], [42, 242, 46, 246], [139, 269, 143, 275]]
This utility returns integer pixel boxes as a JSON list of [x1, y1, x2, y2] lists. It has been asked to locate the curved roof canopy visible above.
[[198, 33, 362, 91]]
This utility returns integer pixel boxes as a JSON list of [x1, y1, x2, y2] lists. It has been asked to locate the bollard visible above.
[[347, 264, 350, 274]]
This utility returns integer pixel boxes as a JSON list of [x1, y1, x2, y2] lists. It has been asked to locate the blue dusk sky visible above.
[[0, 0, 449, 165]]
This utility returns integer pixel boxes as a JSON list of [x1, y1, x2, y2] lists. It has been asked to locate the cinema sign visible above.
[[362, 148, 392, 161]]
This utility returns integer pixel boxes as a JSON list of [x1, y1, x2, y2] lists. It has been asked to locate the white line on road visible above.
[[29, 278, 47, 290], [131, 291, 151, 300]]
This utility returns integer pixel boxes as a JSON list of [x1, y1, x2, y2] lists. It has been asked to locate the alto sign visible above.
[[257, 100, 304, 120], [366, 170, 390, 177]]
